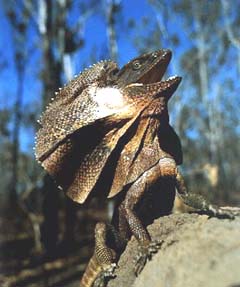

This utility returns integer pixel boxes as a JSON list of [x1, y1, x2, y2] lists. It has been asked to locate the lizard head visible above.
[[116, 49, 172, 87], [97, 49, 181, 120], [117, 49, 181, 113]]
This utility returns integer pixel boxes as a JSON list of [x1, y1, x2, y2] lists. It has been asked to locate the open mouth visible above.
[[136, 49, 181, 97], [137, 52, 181, 98], [137, 49, 172, 84]]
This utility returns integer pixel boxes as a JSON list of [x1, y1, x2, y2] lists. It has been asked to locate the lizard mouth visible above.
[[136, 49, 181, 97], [125, 75, 181, 102], [137, 49, 172, 84]]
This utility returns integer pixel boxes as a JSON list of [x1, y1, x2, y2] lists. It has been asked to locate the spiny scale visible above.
[[35, 61, 119, 161]]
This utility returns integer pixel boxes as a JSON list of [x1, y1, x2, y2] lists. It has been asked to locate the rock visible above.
[[108, 213, 240, 287]]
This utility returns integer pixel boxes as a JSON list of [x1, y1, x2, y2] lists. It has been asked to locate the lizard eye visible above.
[[132, 60, 141, 70]]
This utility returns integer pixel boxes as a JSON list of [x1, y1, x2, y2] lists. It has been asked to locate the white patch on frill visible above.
[[89, 85, 127, 117]]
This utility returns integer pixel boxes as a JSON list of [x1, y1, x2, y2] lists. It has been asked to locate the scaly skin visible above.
[[35, 50, 233, 287], [80, 223, 117, 287]]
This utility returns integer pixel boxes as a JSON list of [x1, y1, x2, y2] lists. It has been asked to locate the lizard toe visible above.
[[134, 240, 163, 276], [93, 263, 117, 287]]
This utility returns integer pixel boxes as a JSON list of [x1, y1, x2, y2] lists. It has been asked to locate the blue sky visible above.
[[0, 0, 165, 153], [1, 0, 239, 154]]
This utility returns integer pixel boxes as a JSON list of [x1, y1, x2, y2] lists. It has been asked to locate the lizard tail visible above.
[[80, 222, 117, 287], [80, 254, 102, 287]]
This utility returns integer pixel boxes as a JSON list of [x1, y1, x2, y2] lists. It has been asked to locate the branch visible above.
[[221, 0, 240, 49], [105, 0, 120, 62]]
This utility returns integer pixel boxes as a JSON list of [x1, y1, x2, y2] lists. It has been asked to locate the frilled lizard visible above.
[[35, 49, 232, 287]]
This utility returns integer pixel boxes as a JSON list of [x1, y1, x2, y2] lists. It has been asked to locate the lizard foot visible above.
[[181, 193, 235, 219], [93, 263, 117, 287], [206, 205, 235, 219], [134, 240, 163, 276]]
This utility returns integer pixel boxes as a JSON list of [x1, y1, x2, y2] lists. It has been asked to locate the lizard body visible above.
[[35, 50, 231, 287]]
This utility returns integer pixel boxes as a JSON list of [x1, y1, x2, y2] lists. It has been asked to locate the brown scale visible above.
[[35, 49, 173, 163], [108, 104, 160, 197], [66, 113, 142, 203], [36, 61, 118, 161]]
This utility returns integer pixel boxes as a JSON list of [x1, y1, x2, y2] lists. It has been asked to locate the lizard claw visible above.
[[207, 205, 235, 219], [134, 240, 163, 276], [93, 263, 117, 287]]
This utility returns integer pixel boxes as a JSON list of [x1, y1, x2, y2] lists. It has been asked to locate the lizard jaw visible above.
[[125, 76, 181, 100], [137, 49, 172, 84]]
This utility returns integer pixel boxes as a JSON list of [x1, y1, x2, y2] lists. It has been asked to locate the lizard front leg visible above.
[[118, 157, 176, 275], [175, 170, 234, 219]]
